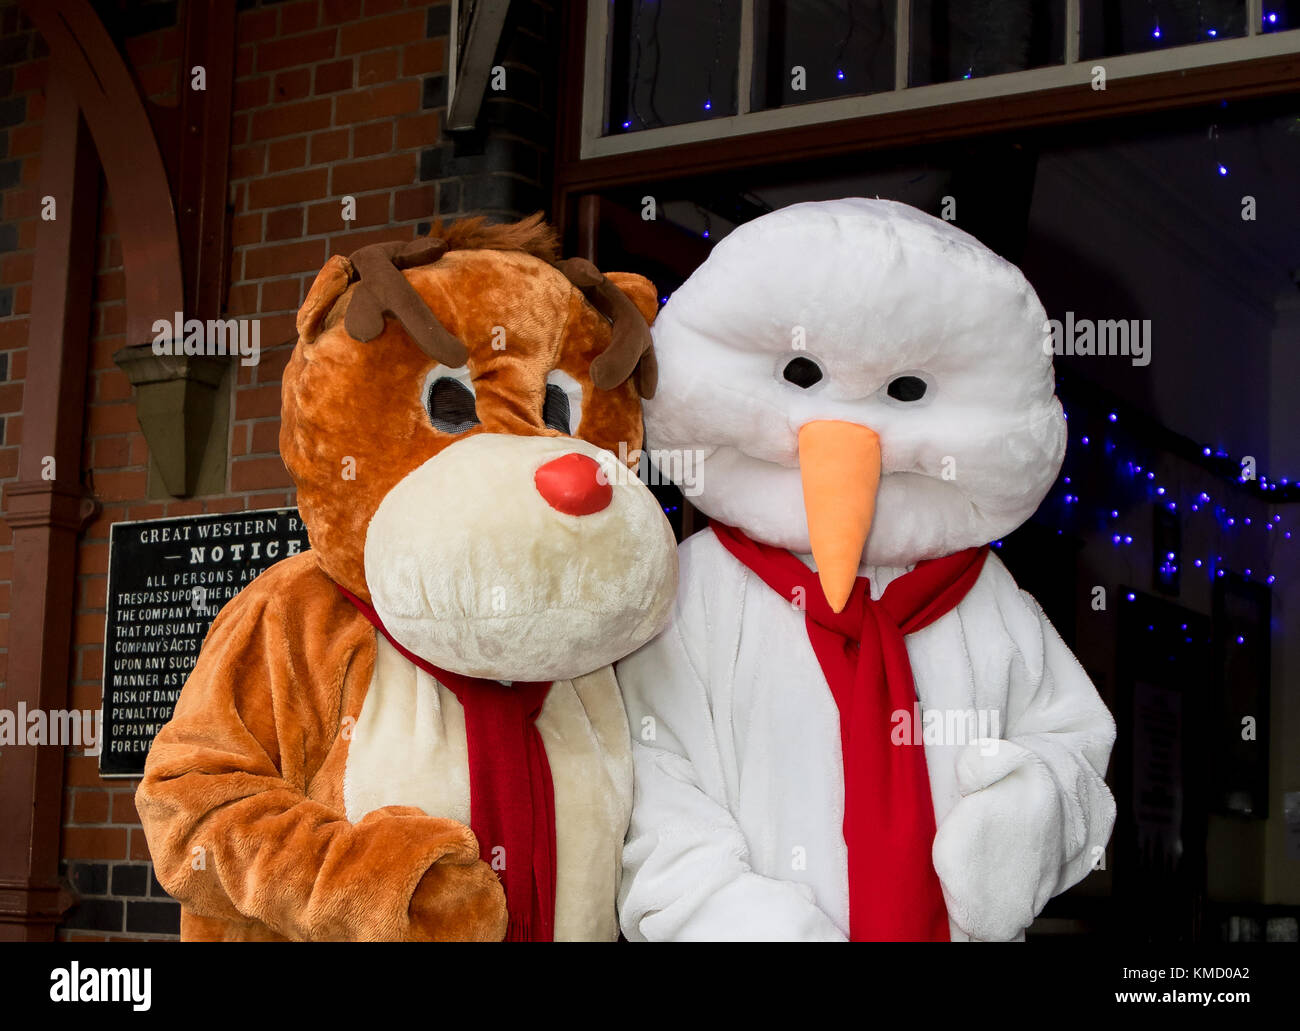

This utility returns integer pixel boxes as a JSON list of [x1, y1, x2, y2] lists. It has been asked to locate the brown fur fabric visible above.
[[136, 216, 658, 941]]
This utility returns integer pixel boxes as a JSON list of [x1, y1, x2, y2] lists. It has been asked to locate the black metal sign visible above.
[[98, 508, 308, 776]]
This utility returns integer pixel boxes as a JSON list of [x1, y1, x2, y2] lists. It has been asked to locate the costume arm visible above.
[[616, 604, 846, 942], [932, 565, 1116, 941], [136, 571, 505, 941]]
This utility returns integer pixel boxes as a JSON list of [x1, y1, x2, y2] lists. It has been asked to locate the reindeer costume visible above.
[[136, 216, 678, 942]]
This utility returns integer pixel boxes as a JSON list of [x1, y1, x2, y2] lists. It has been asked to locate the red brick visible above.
[[246, 168, 328, 210], [322, 0, 363, 24], [329, 224, 415, 254], [228, 282, 259, 315], [231, 456, 293, 491], [335, 80, 419, 123], [273, 66, 312, 103], [129, 828, 151, 861], [330, 153, 415, 194], [250, 98, 332, 141], [235, 75, 270, 109], [65, 755, 106, 787], [231, 211, 262, 247], [403, 38, 445, 77], [10, 123, 42, 155], [78, 541, 110, 576], [97, 304, 126, 336], [94, 269, 125, 303], [3, 251, 33, 282], [363, 0, 404, 14], [282, 0, 320, 34], [358, 49, 398, 86], [314, 58, 353, 94], [94, 469, 148, 502], [112, 792, 141, 826], [14, 283, 30, 314], [243, 238, 325, 279], [310, 128, 349, 163], [256, 29, 337, 73], [86, 404, 140, 437], [0, 382, 24, 413], [261, 277, 302, 312], [352, 120, 392, 157], [238, 7, 279, 43], [267, 136, 308, 173], [259, 314, 298, 350], [230, 422, 251, 457], [231, 144, 267, 181], [234, 383, 285, 420], [339, 10, 424, 55], [394, 185, 436, 222], [125, 503, 166, 522], [73, 790, 110, 824], [255, 343, 296, 382], [72, 673, 101, 704], [80, 577, 107, 609], [91, 436, 131, 468], [249, 419, 283, 454], [265, 205, 305, 241], [0, 319, 29, 350], [95, 370, 132, 403]]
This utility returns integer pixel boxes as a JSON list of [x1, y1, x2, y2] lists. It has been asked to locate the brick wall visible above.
[[0, 0, 558, 940]]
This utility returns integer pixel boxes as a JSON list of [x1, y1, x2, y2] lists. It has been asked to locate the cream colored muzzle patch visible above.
[[364, 433, 678, 681]]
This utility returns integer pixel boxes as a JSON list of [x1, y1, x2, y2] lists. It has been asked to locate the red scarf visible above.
[[711, 523, 988, 941], [337, 585, 556, 942]]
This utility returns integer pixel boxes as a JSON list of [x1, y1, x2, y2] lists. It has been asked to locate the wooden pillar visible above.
[[0, 75, 100, 941]]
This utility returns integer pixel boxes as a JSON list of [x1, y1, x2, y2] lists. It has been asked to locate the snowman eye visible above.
[[782, 356, 823, 389], [886, 375, 927, 402]]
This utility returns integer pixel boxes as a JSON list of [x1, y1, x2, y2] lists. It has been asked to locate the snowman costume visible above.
[[617, 199, 1116, 942]]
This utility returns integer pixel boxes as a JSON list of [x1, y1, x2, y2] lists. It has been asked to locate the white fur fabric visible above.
[[344, 634, 633, 940], [616, 530, 1116, 941], [365, 433, 677, 682], [644, 198, 1065, 566]]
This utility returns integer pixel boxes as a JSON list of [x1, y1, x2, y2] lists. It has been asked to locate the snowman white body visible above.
[[616, 199, 1117, 942]]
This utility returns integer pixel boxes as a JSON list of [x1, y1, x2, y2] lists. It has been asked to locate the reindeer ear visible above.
[[604, 272, 659, 325], [297, 255, 355, 343]]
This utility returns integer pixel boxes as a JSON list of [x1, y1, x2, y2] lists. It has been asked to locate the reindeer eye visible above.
[[427, 376, 480, 434], [782, 356, 823, 389], [542, 383, 571, 434], [886, 375, 928, 402]]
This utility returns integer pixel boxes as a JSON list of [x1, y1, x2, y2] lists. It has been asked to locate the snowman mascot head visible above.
[[645, 198, 1064, 611]]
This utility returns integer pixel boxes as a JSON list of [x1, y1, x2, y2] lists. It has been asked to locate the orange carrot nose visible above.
[[797, 420, 882, 613]]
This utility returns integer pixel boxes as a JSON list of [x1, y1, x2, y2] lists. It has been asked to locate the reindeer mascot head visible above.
[[138, 215, 678, 942]]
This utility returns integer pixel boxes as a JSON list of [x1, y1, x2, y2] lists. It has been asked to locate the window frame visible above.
[[576, 0, 1300, 162]]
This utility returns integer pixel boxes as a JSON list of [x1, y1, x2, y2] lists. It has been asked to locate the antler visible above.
[[556, 257, 658, 399], [343, 237, 469, 368]]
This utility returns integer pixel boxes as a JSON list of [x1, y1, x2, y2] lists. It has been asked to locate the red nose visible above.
[[534, 453, 613, 515]]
